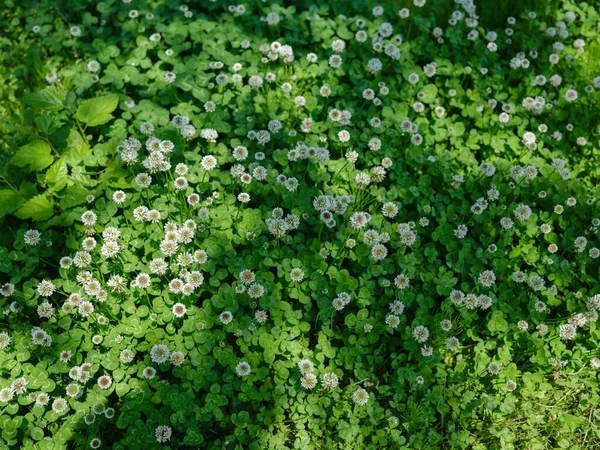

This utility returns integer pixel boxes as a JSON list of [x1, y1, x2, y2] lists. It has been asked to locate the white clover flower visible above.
[[352, 388, 370, 405], [219, 311, 233, 325], [487, 362, 501, 375], [155, 425, 172, 443], [413, 325, 430, 343], [150, 344, 170, 364], [301, 373, 317, 389], [297, 359, 314, 375], [321, 372, 339, 390], [52, 397, 69, 413], [37, 280, 56, 297], [559, 323, 577, 340], [236, 361, 251, 376]]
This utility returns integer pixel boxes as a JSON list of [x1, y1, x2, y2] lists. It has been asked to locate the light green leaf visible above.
[[336, 25, 354, 40], [420, 84, 438, 104], [11, 140, 54, 171], [487, 311, 509, 334], [76, 94, 119, 126], [22, 86, 64, 111], [116, 382, 130, 397], [561, 413, 583, 431], [14, 194, 55, 221], [31, 427, 44, 441], [264, 348, 275, 364], [449, 122, 466, 137], [45, 159, 68, 191], [64, 128, 91, 166]]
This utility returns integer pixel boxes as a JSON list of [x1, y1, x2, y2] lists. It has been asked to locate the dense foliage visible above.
[[2, 0, 600, 448]]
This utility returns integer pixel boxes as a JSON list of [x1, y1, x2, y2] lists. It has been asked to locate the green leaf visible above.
[[561, 413, 583, 431], [11, 140, 54, 171], [420, 84, 438, 104], [336, 25, 354, 40], [64, 128, 91, 166], [101, 352, 121, 371], [34, 115, 62, 135], [183, 428, 205, 445], [487, 311, 509, 334], [31, 427, 44, 441], [14, 194, 55, 221], [59, 185, 89, 209], [116, 382, 130, 397], [232, 411, 249, 428], [449, 122, 465, 137], [45, 160, 68, 191], [76, 94, 119, 127], [22, 86, 64, 111], [0, 189, 25, 219]]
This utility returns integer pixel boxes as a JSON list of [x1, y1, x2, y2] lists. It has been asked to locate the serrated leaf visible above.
[[22, 86, 64, 111], [11, 140, 54, 171], [76, 94, 119, 126], [36, 173, 47, 187], [45, 159, 68, 191], [34, 115, 62, 135], [14, 194, 55, 221], [0, 189, 25, 219], [64, 129, 91, 166]]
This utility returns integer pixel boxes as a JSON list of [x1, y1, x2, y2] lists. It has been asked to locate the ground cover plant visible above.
[[1, 0, 600, 448]]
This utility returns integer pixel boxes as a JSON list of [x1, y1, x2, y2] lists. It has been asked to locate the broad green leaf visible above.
[[45, 159, 68, 191], [14, 194, 55, 221], [59, 185, 89, 209], [76, 94, 119, 126], [34, 115, 62, 135], [22, 86, 64, 111], [64, 128, 91, 166], [11, 140, 54, 171], [0, 189, 25, 219]]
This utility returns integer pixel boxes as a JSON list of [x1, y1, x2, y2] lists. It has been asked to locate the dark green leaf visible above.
[[22, 86, 64, 111]]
